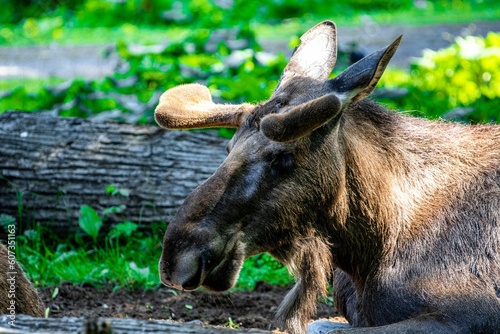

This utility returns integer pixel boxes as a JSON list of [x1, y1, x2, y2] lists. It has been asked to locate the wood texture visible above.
[[0, 315, 273, 333], [0, 111, 228, 233]]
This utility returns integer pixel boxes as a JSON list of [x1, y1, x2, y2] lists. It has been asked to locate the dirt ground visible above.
[[39, 281, 340, 331]]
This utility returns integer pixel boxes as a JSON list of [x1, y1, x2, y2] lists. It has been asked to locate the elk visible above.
[[0, 242, 45, 318], [155, 21, 500, 333]]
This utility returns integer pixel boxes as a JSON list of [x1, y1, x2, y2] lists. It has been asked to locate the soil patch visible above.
[[39, 282, 340, 331]]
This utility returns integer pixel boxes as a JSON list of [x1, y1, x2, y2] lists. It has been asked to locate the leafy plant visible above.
[[16, 214, 163, 289], [108, 221, 138, 240], [378, 32, 500, 123], [227, 317, 241, 329], [237, 253, 293, 290], [78, 205, 102, 243], [106, 184, 131, 197]]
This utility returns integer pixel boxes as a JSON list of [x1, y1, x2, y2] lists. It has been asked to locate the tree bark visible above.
[[0, 315, 272, 333], [0, 111, 228, 234]]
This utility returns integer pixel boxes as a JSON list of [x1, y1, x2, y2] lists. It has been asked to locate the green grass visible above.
[[15, 219, 165, 290], [2, 194, 292, 290], [0, 23, 187, 47], [0, 77, 65, 93]]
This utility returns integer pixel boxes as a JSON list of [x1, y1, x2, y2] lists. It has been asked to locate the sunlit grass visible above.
[[0, 77, 65, 92], [0, 24, 187, 47], [17, 225, 164, 290], [250, 5, 500, 40]]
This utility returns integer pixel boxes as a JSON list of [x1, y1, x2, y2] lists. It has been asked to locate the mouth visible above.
[[159, 236, 246, 292], [202, 242, 245, 291]]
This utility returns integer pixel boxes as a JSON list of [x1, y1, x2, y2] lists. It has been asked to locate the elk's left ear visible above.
[[329, 35, 402, 106], [273, 20, 338, 96], [261, 93, 341, 142]]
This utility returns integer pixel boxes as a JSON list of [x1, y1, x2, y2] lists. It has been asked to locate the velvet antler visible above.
[[155, 83, 254, 129]]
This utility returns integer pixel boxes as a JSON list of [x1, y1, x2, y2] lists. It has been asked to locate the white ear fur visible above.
[[274, 20, 338, 96]]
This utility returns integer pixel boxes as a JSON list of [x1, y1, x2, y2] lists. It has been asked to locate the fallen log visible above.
[[0, 111, 227, 233], [0, 315, 274, 334]]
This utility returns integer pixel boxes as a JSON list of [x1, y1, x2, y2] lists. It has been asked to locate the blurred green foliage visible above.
[[1, 0, 496, 27], [378, 32, 500, 123], [1, 0, 498, 46], [0, 25, 287, 125], [1, 29, 498, 124]]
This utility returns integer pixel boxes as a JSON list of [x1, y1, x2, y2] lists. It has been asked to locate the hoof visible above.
[[307, 320, 351, 333]]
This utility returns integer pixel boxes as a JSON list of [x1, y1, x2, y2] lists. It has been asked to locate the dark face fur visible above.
[[159, 83, 337, 291]]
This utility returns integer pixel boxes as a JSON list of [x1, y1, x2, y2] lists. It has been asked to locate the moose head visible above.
[[156, 20, 401, 332]]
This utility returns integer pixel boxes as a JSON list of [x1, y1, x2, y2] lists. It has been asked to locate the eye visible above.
[[269, 152, 295, 175], [274, 96, 288, 113]]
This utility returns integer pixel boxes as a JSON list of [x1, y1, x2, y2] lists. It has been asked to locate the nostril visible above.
[[179, 256, 203, 291], [162, 251, 205, 291]]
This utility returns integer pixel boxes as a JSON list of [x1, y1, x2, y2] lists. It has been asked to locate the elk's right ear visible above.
[[329, 35, 402, 106], [155, 84, 254, 129]]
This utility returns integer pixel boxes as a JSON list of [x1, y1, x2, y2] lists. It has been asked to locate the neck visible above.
[[329, 99, 500, 279]]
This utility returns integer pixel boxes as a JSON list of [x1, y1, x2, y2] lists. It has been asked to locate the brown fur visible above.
[[324, 100, 500, 331], [156, 21, 500, 334], [0, 242, 45, 317]]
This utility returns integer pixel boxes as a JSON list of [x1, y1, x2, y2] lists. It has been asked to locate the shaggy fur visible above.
[[325, 100, 500, 332]]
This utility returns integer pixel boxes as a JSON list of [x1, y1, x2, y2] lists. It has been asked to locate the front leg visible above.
[[307, 269, 357, 333], [332, 269, 361, 326]]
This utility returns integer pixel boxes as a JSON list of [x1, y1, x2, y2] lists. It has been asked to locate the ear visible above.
[[273, 20, 338, 96], [261, 93, 341, 142], [329, 35, 402, 106], [155, 83, 254, 129]]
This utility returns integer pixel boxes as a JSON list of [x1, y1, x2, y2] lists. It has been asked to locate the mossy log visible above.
[[0, 111, 227, 234]]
